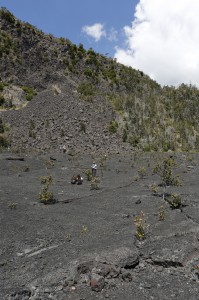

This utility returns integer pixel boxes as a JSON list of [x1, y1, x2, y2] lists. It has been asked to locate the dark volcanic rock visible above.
[[1, 151, 199, 299]]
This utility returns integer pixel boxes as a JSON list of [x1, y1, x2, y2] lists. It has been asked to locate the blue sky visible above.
[[0, 0, 139, 57], [1, 0, 199, 87]]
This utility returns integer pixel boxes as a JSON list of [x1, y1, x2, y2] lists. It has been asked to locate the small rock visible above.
[[121, 270, 133, 281], [55, 285, 63, 291], [139, 262, 145, 268], [144, 283, 152, 289], [122, 214, 130, 218], [157, 266, 163, 272], [135, 199, 141, 204], [79, 274, 90, 284], [90, 273, 105, 292]]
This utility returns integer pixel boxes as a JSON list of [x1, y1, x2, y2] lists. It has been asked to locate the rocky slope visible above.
[[1, 7, 199, 153]]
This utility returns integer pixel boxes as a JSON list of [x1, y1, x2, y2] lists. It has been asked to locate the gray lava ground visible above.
[[1, 151, 199, 300]]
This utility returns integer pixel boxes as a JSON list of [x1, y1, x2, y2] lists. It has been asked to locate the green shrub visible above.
[[153, 157, 181, 201], [138, 167, 147, 178], [150, 183, 159, 194], [77, 82, 94, 97], [134, 211, 148, 240], [158, 205, 166, 221], [0, 135, 9, 147], [0, 8, 15, 24], [90, 177, 100, 190], [0, 82, 6, 91], [169, 193, 182, 209], [143, 144, 153, 152], [84, 169, 92, 181], [129, 135, 140, 147], [78, 43, 86, 53], [38, 175, 55, 204], [84, 68, 93, 77], [154, 157, 177, 186], [39, 186, 55, 204], [133, 175, 140, 181], [122, 129, 128, 142], [8, 203, 17, 209], [44, 160, 54, 169], [40, 175, 53, 185], [22, 86, 37, 101], [108, 120, 118, 134]]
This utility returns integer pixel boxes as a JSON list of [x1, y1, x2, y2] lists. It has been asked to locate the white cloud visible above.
[[82, 23, 106, 42], [115, 0, 199, 87]]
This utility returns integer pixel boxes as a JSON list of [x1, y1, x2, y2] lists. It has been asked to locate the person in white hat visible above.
[[91, 162, 97, 177]]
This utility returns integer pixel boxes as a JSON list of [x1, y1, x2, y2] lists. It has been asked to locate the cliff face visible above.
[[1, 7, 199, 153]]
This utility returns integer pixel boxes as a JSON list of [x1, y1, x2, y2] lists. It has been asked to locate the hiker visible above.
[[91, 162, 97, 177], [71, 174, 83, 184], [76, 174, 83, 185], [71, 175, 77, 184]]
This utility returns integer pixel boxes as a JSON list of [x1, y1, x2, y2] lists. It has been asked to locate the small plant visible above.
[[122, 128, 128, 142], [107, 120, 118, 134], [22, 86, 37, 101], [39, 186, 55, 204], [40, 175, 53, 185], [90, 177, 100, 190], [150, 183, 159, 194], [129, 135, 140, 147], [152, 162, 160, 174], [172, 175, 182, 186], [77, 82, 94, 97], [169, 193, 182, 209], [38, 175, 55, 204], [134, 211, 148, 240], [153, 157, 179, 200], [0, 135, 9, 148], [8, 202, 17, 209], [0, 82, 6, 91], [44, 160, 54, 169], [186, 154, 193, 162], [84, 169, 92, 181], [138, 167, 147, 179], [66, 233, 71, 241], [99, 155, 107, 167], [158, 205, 166, 221], [133, 175, 140, 181], [82, 225, 88, 234]]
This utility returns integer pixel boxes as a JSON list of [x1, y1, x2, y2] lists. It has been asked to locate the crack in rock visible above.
[[151, 260, 183, 268]]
